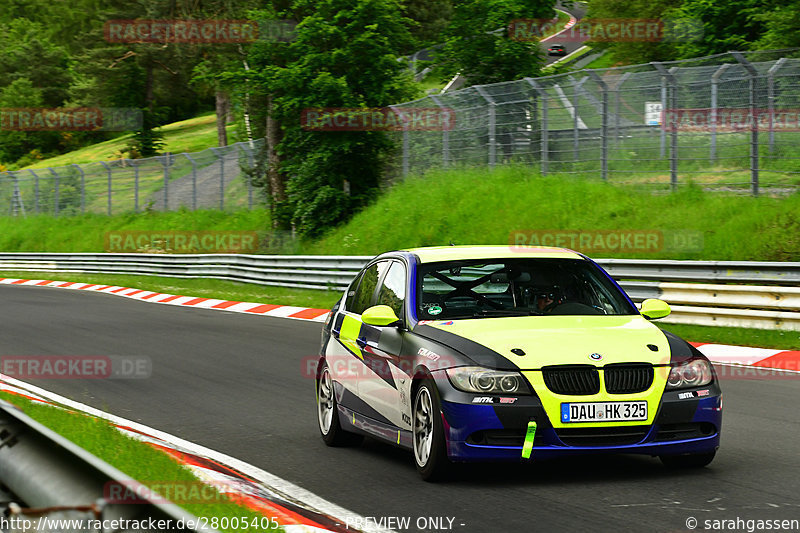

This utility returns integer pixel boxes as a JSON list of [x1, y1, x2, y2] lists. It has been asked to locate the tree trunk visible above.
[[225, 97, 234, 124], [145, 60, 155, 111], [215, 90, 228, 147], [266, 94, 286, 229]]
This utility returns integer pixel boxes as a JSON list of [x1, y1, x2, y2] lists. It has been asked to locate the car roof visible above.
[[403, 245, 585, 263]]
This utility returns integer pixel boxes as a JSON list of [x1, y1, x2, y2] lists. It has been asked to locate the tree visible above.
[[752, 1, 800, 50], [402, 0, 453, 51], [670, 0, 769, 59], [436, 0, 553, 86], [0, 18, 76, 165], [256, 0, 418, 236], [585, 0, 683, 64]]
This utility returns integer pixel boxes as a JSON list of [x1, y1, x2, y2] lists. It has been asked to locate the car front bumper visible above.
[[433, 374, 722, 462]]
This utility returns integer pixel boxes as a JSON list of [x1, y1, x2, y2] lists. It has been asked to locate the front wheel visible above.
[[659, 451, 716, 468], [317, 362, 363, 447], [413, 378, 451, 481]]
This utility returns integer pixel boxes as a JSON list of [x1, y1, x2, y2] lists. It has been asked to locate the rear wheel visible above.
[[413, 378, 451, 481], [317, 362, 363, 447], [659, 451, 716, 468]]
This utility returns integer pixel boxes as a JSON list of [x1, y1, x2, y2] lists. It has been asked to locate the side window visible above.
[[377, 262, 406, 318], [350, 262, 386, 315], [345, 271, 364, 310]]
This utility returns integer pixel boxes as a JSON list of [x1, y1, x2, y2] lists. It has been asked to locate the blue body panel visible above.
[[440, 395, 722, 462]]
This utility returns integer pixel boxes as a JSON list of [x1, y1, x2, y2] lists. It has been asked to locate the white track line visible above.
[[0, 375, 395, 533]]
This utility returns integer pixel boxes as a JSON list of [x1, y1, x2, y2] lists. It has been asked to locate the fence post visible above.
[[210, 147, 225, 210], [570, 76, 588, 161], [429, 95, 450, 168], [613, 72, 632, 145], [100, 161, 112, 215], [238, 143, 254, 209], [587, 71, 609, 181], [652, 63, 678, 190], [28, 169, 39, 214], [389, 106, 410, 179], [6, 171, 25, 217], [182, 154, 197, 210], [659, 68, 667, 159], [767, 58, 786, 154], [127, 160, 139, 213], [525, 78, 548, 175], [474, 86, 496, 170], [71, 164, 85, 214], [3, 172, 10, 216], [161, 153, 171, 210], [11, 172, 25, 217], [669, 66, 679, 191], [48, 167, 60, 217], [710, 64, 731, 163], [732, 52, 759, 197]]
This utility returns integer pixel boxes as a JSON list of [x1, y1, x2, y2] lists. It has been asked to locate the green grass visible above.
[[0, 209, 270, 252], [302, 166, 800, 261], [20, 114, 232, 170], [0, 271, 341, 309], [659, 323, 800, 350], [580, 50, 623, 70], [0, 392, 283, 532]]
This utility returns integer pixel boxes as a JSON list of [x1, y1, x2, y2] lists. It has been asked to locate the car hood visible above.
[[417, 315, 671, 369]]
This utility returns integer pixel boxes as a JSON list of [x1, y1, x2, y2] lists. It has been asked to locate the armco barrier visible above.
[[0, 400, 217, 533], [0, 253, 798, 331]]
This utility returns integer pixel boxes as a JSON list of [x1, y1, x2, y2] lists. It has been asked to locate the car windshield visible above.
[[416, 258, 638, 320]]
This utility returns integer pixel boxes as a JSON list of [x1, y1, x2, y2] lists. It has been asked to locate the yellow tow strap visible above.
[[522, 421, 537, 459]]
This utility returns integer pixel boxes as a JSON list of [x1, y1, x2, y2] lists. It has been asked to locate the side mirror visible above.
[[640, 298, 671, 320], [362, 305, 402, 327]]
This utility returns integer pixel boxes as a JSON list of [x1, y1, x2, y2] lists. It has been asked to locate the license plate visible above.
[[561, 401, 647, 423]]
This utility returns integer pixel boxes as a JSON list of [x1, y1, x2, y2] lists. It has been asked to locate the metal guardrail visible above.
[[0, 253, 798, 331], [0, 400, 216, 533], [0, 253, 373, 290], [596, 258, 800, 285]]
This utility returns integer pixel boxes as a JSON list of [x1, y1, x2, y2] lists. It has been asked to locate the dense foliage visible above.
[[587, 0, 800, 64], [2, 0, 795, 235]]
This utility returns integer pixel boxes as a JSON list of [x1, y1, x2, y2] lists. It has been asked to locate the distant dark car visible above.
[[548, 44, 567, 56]]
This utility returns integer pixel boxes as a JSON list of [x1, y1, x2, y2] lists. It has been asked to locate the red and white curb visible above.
[[693, 343, 800, 373], [1, 276, 796, 368], [0, 278, 330, 323], [0, 376, 392, 533], [541, 10, 577, 43]]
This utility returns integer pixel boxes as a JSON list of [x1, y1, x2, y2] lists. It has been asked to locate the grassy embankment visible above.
[[1, 166, 798, 348]]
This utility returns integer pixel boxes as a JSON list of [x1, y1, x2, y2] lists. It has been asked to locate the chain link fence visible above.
[[0, 139, 264, 217], [391, 50, 800, 194], [2, 51, 799, 218]]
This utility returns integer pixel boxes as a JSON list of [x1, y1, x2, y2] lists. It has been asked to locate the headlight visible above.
[[666, 358, 713, 389], [446, 366, 530, 395]]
